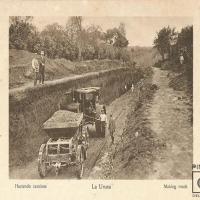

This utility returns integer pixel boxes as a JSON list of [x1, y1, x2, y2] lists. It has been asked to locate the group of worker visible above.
[[125, 83, 135, 93], [32, 51, 46, 86]]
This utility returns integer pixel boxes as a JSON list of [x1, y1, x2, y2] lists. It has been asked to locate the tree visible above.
[[40, 23, 75, 59], [153, 26, 175, 61], [9, 16, 132, 63], [67, 17, 83, 61], [86, 25, 103, 59], [118, 22, 126, 37], [27, 29, 41, 53], [177, 26, 193, 64], [113, 33, 129, 48], [9, 16, 36, 50], [104, 27, 128, 47], [104, 27, 129, 60], [41, 23, 63, 58]]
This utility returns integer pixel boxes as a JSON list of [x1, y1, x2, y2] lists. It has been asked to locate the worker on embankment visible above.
[[131, 84, 134, 92], [39, 51, 46, 84], [32, 54, 40, 86], [179, 53, 184, 65], [125, 84, 127, 92]]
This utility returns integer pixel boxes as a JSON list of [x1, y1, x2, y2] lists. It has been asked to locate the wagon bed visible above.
[[43, 110, 83, 138], [43, 110, 83, 129]]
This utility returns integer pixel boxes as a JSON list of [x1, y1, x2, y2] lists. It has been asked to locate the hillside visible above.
[[9, 48, 161, 89], [9, 49, 124, 89]]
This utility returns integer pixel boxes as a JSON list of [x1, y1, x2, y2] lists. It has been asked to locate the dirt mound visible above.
[[168, 71, 192, 93]]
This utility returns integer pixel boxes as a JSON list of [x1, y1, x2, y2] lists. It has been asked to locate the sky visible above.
[[33, 16, 192, 47]]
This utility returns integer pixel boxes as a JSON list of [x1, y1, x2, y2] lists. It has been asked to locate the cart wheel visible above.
[[38, 144, 47, 178], [76, 149, 84, 179]]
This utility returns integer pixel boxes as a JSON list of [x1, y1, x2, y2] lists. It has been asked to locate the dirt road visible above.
[[89, 67, 192, 179], [146, 68, 192, 179]]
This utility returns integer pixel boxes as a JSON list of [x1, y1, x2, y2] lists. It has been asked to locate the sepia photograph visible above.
[[9, 16, 193, 180]]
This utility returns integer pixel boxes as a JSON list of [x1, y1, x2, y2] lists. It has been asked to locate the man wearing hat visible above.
[[39, 51, 46, 84], [32, 53, 40, 86], [100, 109, 107, 137], [179, 53, 184, 65]]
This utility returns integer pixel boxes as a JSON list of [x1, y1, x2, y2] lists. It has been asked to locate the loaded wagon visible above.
[[38, 110, 89, 179]]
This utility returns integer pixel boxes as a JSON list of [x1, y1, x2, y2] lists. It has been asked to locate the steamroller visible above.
[[59, 86, 106, 138]]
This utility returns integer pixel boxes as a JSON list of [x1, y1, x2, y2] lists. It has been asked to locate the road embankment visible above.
[[9, 67, 142, 168]]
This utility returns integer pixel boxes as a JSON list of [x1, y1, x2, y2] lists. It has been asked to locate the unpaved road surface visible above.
[[89, 67, 192, 179], [146, 68, 192, 179]]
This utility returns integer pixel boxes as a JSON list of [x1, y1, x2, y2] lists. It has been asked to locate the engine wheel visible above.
[[38, 144, 47, 178]]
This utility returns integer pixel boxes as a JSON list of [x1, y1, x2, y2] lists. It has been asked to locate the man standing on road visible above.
[[180, 53, 184, 65], [131, 84, 134, 92], [100, 109, 107, 137], [32, 54, 40, 86], [39, 51, 46, 84], [125, 84, 127, 92], [108, 114, 116, 144]]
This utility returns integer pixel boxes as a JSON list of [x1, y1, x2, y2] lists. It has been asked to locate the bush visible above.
[[153, 60, 162, 68]]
